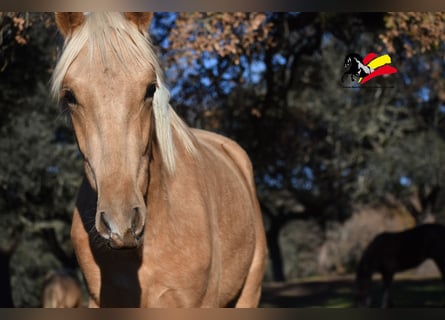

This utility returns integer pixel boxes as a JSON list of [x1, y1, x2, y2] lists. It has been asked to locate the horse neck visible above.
[[147, 118, 197, 193], [146, 136, 167, 196]]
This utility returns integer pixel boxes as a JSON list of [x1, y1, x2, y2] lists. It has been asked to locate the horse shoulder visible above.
[[191, 129, 255, 185], [190, 129, 267, 306], [190, 129, 260, 227]]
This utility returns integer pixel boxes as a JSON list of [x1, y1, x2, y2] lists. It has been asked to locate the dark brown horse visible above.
[[355, 223, 445, 307], [52, 12, 267, 307]]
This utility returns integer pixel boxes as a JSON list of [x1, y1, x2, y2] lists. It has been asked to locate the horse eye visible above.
[[61, 90, 78, 107], [144, 83, 157, 100]]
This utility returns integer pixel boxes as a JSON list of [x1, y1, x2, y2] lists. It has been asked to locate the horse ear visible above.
[[55, 12, 85, 37], [124, 12, 153, 32]]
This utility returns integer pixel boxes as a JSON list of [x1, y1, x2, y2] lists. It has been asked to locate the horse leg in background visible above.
[[380, 271, 394, 308], [355, 272, 373, 307]]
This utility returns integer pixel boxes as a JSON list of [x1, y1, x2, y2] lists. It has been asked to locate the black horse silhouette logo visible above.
[[341, 52, 398, 86], [342, 53, 374, 83]]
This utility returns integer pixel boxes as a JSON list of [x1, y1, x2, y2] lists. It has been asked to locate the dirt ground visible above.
[[260, 273, 445, 308]]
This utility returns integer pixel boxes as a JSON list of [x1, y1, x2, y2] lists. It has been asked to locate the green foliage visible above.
[[0, 13, 81, 306], [160, 12, 445, 283]]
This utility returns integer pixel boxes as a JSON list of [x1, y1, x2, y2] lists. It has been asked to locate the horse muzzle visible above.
[[96, 206, 145, 249]]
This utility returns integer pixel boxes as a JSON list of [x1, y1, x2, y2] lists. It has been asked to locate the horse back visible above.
[[193, 129, 255, 187], [362, 224, 445, 273]]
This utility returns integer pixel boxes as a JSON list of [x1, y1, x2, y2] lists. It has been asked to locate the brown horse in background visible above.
[[41, 269, 83, 308], [52, 12, 267, 307], [355, 223, 445, 307]]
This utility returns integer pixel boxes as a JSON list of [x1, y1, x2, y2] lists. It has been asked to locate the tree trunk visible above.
[[266, 218, 286, 282]]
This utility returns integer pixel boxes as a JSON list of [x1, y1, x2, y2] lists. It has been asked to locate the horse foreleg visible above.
[[234, 227, 267, 307], [88, 299, 99, 308], [234, 258, 265, 307], [380, 272, 394, 308]]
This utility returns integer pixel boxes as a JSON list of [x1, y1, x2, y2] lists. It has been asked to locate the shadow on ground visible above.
[[260, 275, 445, 308]]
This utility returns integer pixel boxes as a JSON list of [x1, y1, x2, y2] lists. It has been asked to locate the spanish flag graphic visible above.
[[358, 53, 398, 85]]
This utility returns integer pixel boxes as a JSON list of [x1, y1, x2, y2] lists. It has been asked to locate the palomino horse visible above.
[[41, 269, 83, 308], [52, 12, 267, 307], [355, 223, 445, 307]]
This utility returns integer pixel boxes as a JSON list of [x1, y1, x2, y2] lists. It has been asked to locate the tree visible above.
[[0, 12, 82, 306], [2, 12, 445, 303], [154, 12, 445, 279]]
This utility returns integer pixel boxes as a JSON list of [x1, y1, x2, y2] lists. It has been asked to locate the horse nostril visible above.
[[131, 207, 144, 236], [100, 211, 112, 233]]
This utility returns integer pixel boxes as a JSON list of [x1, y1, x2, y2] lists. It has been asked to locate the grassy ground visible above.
[[260, 274, 445, 308]]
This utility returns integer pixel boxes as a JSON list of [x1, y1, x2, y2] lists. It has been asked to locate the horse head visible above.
[[53, 12, 167, 249]]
